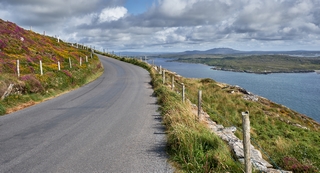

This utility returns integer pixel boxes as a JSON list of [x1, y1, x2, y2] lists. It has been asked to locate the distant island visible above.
[[152, 48, 320, 74]]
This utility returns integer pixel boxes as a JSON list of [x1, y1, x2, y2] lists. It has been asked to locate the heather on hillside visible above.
[[0, 19, 103, 115]]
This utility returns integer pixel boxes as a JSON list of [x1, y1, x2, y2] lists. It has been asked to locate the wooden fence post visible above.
[[86, 56, 88, 62], [171, 76, 175, 90], [162, 70, 166, 84], [16, 60, 20, 77], [242, 111, 252, 173], [198, 90, 202, 120], [182, 83, 185, 103]]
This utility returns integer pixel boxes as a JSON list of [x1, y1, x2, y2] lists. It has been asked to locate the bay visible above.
[[149, 58, 320, 123]]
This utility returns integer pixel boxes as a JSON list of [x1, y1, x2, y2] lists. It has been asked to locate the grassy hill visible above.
[[0, 19, 103, 114]]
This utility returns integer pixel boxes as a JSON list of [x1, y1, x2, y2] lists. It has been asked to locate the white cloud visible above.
[[98, 6, 128, 23], [1, 0, 320, 52]]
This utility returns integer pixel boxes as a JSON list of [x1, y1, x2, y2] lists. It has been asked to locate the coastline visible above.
[[211, 67, 316, 74]]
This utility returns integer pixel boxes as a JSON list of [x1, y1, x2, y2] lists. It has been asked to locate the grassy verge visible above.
[[106, 54, 320, 172]]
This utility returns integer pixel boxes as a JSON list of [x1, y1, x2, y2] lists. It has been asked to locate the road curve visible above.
[[0, 55, 173, 173]]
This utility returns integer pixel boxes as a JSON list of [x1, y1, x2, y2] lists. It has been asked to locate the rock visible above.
[[294, 123, 309, 130], [224, 126, 237, 133], [1, 84, 14, 100], [243, 94, 259, 102], [265, 168, 292, 173]]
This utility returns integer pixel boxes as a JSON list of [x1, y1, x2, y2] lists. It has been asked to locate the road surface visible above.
[[0, 55, 173, 173]]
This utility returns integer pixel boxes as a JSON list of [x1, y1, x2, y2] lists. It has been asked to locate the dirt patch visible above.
[[6, 101, 37, 114]]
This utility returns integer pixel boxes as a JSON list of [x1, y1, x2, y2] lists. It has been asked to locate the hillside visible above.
[[0, 19, 103, 115]]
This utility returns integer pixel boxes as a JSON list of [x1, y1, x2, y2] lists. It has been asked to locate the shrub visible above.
[[20, 74, 44, 93], [282, 156, 317, 173]]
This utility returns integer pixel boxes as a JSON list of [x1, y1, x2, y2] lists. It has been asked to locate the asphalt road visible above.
[[0, 55, 173, 173]]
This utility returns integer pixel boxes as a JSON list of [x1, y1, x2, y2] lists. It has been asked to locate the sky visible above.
[[0, 0, 320, 53]]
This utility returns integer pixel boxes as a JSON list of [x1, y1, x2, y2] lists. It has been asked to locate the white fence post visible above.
[[16, 60, 20, 77], [198, 90, 202, 120], [40, 60, 43, 75], [162, 70, 166, 84], [182, 83, 185, 103], [69, 58, 72, 69], [58, 61, 60, 71], [86, 56, 88, 63], [171, 76, 175, 90], [80, 57, 82, 66], [242, 111, 252, 173]]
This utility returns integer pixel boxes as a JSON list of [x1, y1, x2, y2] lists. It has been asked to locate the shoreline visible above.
[[211, 67, 316, 74]]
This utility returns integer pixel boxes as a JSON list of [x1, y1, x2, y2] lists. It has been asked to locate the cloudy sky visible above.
[[0, 0, 319, 52]]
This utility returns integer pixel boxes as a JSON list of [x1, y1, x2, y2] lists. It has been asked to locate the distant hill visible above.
[[184, 48, 243, 55], [160, 48, 320, 57]]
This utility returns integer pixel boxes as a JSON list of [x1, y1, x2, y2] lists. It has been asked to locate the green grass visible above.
[[174, 55, 320, 73], [170, 76, 320, 172]]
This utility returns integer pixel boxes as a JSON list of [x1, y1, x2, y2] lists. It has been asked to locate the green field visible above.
[[173, 55, 320, 74]]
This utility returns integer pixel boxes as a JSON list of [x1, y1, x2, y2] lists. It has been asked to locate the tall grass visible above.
[[152, 72, 244, 172]]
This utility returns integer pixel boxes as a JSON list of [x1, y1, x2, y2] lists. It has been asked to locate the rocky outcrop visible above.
[[1, 84, 14, 100], [0, 81, 25, 100]]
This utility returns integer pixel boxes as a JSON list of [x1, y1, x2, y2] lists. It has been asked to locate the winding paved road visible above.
[[0, 55, 173, 173]]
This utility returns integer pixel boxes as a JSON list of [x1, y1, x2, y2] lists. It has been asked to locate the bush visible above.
[[19, 74, 44, 93], [282, 156, 317, 173]]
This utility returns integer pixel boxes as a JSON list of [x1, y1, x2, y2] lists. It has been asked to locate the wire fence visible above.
[[149, 63, 289, 173], [0, 53, 94, 77]]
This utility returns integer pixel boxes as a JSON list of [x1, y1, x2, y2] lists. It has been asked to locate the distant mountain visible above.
[[184, 48, 243, 55], [180, 48, 320, 57], [117, 51, 173, 57], [120, 48, 320, 57]]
